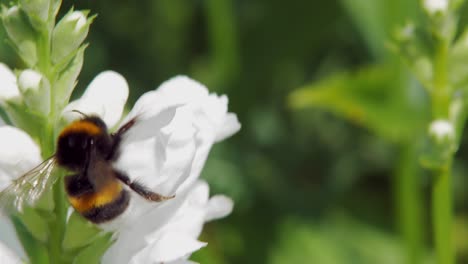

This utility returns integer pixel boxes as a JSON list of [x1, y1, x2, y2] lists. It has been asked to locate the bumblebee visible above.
[[0, 112, 174, 223]]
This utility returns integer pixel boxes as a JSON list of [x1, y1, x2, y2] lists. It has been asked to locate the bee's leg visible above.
[[114, 171, 175, 202], [108, 117, 138, 161], [64, 174, 94, 196]]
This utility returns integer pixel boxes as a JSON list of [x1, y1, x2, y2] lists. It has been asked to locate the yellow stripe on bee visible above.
[[60, 120, 101, 137], [68, 180, 123, 213]]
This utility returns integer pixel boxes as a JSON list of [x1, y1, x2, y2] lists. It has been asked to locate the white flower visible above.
[[0, 72, 240, 263], [69, 74, 240, 263], [423, 0, 449, 14], [0, 126, 39, 262], [0, 240, 23, 264]]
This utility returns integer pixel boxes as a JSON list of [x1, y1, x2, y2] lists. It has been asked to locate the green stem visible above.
[[432, 41, 450, 119], [36, 29, 51, 78], [432, 162, 454, 264], [37, 22, 67, 263], [203, 0, 239, 88], [430, 38, 454, 264], [395, 143, 424, 264], [48, 177, 67, 264]]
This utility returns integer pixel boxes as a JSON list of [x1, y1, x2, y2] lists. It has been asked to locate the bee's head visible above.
[[56, 116, 111, 170]]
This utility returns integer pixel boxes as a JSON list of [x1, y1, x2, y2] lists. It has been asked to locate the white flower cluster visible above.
[[0, 65, 240, 263]]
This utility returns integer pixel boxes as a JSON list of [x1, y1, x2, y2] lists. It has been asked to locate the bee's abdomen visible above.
[[81, 190, 129, 223], [67, 179, 130, 223]]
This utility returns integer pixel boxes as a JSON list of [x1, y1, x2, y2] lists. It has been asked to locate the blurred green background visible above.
[[2, 0, 468, 263]]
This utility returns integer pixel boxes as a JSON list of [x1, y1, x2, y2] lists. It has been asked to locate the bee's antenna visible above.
[[71, 110, 89, 118]]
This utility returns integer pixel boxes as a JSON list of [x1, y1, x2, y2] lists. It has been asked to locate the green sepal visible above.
[[420, 140, 455, 170], [17, 206, 49, 242], [72, 233, 114, 264], [62, 211, 108, 250], [53, 45, 85, 111], [49, 0, 61, 20], [4, 100, 47, 141], [12, 215, 50, 264]]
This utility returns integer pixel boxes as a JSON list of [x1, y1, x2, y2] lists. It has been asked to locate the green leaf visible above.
[[72, 233, 114, 264], [449, 26, 468, 90], [271, 214, 434, 264], [17, 206, 50, 242], [289, 64, 429, 142], [392, 23, 435, 89], [340, 0, 420, 59], [62, 211, 107, 250]]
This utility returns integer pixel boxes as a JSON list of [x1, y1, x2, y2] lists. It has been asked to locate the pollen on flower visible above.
[[429, 119, 454, 142], [423, 0, 449, 14]]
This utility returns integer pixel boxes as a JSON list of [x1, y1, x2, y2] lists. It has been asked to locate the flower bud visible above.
[[423, 0, 449, 14], [0, 64, 21, 103], [51, 10, 92, 63], [428, 119, 455, 144], [1, 6, 38, 66], [421, 119, 457, 169], [20, 0, 50, 22], [18, 69, 50, 115]]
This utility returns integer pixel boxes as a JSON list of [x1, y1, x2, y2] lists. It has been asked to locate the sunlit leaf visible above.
[[289, 64, 429, 142], [270, 214, 434, 264]]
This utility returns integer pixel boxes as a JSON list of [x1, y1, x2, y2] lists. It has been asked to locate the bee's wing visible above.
[[0, 157, 58, 213]]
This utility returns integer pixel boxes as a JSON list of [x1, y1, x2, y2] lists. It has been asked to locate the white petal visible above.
[[130, 232, 206, 263], [62, 71, 128, 128], [101, 192, 189, 264], [215, 113, 241, 142], [0, 63, 20, 101], [102, 181, 209, 264], [120, 76, 210, 143], [0, 239, 22, 264], [0, 126, 41, 191], [0, 214, 26, 260], [115, 108, 197, 194], [146, 107, 197, 193], [167, 260, 199, 264], [205, 195, 234, 222], [118, 76, 240, 193]]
